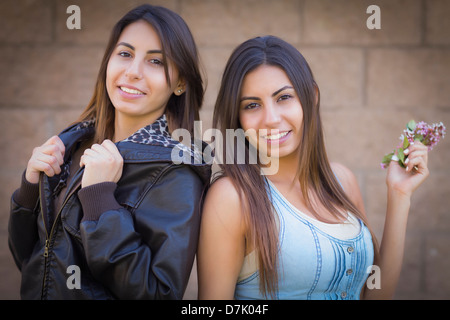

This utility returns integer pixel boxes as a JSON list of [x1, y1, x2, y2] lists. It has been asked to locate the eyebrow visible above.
[[116, 42, 163, 54], [240, 85, 294, 102]]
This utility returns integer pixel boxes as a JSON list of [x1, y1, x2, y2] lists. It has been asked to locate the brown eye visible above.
[[243, 102, 260, 110], [149, 58, 164, 66], [277, 94, 292, 102], [119, 51, 132, 58]]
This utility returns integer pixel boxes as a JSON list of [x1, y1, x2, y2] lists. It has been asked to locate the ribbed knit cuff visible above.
[[12, 171, 40, 210], [78, 182, 122, 222]]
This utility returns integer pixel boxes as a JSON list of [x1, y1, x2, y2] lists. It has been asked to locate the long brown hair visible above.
[[77, 4, 204, 143], [213, 35, 379, 298]]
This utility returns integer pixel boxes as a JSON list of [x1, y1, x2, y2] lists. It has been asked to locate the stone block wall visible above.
[[0, 0, 449, 300]]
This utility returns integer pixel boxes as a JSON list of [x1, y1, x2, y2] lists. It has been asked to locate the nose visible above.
[[263, 103, 281, 127], [125, 59, 143, 80]]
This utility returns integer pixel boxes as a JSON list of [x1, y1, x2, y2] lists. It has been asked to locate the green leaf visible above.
[[402, 135, 410, 149], [406, 120, 416, 131], [381, 152, 394, 165], [397, 148, 406, 167]]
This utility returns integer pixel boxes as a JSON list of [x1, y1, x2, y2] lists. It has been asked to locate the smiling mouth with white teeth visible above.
[[120, 86, 145, 95], [263, 131, 291, 141]]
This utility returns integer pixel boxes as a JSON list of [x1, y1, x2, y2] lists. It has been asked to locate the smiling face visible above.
[[239, 64, 303, 160], [106, 20, 183, 131]]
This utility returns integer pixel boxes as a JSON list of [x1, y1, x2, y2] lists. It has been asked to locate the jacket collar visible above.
[[58, 114, 210, 168]]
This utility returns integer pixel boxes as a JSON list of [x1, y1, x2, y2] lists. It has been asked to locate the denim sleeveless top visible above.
[[234, 179, 374, 300]]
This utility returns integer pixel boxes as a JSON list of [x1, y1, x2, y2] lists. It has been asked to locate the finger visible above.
[[80, 141, 123, 171], [79, 153, 93, 168], [404, 145, 426, 155], [52, 136, 65, 155], [101, 140, 122, 158], [407, 151, 428, 163], [405, 149, 428, 166], [44, 136, 65, 157], [405, 154, 426, 172], [35, 153, 62, 175], [82, 148, 100, 158], [100, 139, 116, 149], [35, 144, 65, 166], [411, 140, 426, 147], [30, 159, 57, 177], [100, 140, 123, 166], [405, 140, 428, 158], [406, 141, 428, 154], [80, 148, 110, 167], [90, 143, 113, 158]]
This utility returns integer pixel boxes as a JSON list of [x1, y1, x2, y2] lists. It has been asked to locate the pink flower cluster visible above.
[[381, 120, 446, 169], [402, 121, 446, 151]]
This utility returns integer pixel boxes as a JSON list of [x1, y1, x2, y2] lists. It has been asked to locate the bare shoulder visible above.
[[331, 162, 356, 185], [330, 162, 361, 197], [202, 176, 247, 234], [205, 176, 242, 209]]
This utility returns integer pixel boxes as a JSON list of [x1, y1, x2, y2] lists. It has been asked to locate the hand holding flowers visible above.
[[381, 120, 446, 169]]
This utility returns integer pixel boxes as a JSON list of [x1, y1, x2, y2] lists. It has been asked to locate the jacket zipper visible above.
[[40, 169, 82, 298], [43, 240, 49, 257]]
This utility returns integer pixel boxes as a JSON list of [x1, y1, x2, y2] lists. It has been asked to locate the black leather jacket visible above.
[[8, 118, 211, 299]]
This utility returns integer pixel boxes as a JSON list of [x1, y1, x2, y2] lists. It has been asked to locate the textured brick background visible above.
[[0, 0, 449, 300]]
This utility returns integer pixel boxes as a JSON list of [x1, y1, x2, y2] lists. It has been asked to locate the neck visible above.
[[262, 152, 300, 185]]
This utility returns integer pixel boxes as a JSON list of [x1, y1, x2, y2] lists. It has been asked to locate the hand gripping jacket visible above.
[[8, 115, 211, 299]]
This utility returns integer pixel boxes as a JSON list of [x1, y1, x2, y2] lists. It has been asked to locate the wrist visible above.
[[25, 169, 40, 184], [387, 183, 413, 200], [387, 187, 411, 213]]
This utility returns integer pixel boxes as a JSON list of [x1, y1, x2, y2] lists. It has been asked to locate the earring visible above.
[[177, 89, 183, 94]]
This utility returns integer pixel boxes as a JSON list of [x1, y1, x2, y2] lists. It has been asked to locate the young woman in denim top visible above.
[[197, 36, 429, 300]]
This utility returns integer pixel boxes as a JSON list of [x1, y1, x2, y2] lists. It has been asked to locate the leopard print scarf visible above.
[[74, 114, 203, 163]]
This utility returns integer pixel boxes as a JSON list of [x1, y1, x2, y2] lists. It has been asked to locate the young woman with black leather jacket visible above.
[[8, 4, 210, 300]]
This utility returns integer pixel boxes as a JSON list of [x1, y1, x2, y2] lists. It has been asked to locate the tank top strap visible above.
[[333, 171, 344, 190]]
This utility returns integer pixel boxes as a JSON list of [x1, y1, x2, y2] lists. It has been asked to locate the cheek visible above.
[[238, 112, 254, 132], [296, 111, 304, 132], [145, 69, 171, 93], [106, 61, 118, 92], [105, 71, 114, 99], [287, 104, 304, 131], [239, 113, 260, 148]]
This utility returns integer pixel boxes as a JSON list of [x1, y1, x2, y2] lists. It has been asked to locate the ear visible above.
[[174, 80, 186, 96]]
